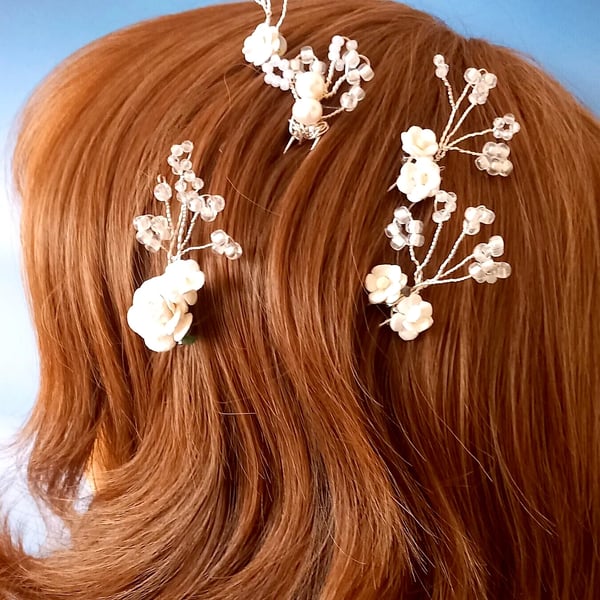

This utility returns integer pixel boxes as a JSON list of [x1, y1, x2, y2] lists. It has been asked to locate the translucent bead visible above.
[[394, 206, 412, 224], [358, 63, 374, 81], [153, 182, 172, 202], [180, 159, 193, 171], [385, 223, 400, 238], [262, 62, 274, 74], [479, 207, 496, 225], [183, 171, 196, 182], [311, 60, 327, 75], [174, 179, 187, 193], [279, 58, 290, 70], [300, 46, 315, 64], [406, 220, 423, 234], [211, 229, 229, 246], [349, 86, 366, 101], [133, 215, 152, 231], [464, 67, 481, 85], [181, 140, 194, 153], [409, 233, 425, 247], [482, 72, 497, 88], [334, 59, 345, 72], [225, 242, 243, 260], [192, 178, 204, 191], [432, 209, 448, 224], [495, 262, 512, 279], [346, 39, 358, 51], [469, 263, 485, 283], [279, 79, 291, 92], [346, 69, 361, 85], [331, 35, 345, 47], [211, 195, 225, 212], [433, 54, 445, 67], [200, 205, 217, 222], [344, 50, 360, 69], [170, 145, 184, 157], [488, 235, 504, 257], [167, 155, 180, 168], [289, 59, 301, 72], [390, 235, 408, 251], [340, 93, 358, 111], [435, 65, 449, 78], [464, 222, 481, 236], [473, 243, 491, 263]]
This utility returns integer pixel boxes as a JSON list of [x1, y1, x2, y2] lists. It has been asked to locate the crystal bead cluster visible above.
[[366, 55, 517, 341], [243, 0, 374, 151], [127, 141, 242, 352]]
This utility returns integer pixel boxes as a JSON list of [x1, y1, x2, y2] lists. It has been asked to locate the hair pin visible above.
[[127, 141, 242, 352], [243, 0, 375, 151], [366, 55, 519, 340]]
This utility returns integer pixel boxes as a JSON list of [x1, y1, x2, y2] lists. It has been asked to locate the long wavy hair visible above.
[[2, 0, 599, 598]]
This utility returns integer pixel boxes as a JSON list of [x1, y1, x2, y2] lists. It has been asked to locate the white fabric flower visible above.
[[389, 293, 433, 341], [127, 259, 205, 352], [396, 158, 441, 203], [243, 23, 287, 67], [401, 126, 439, 158], [365, 264, 407, 305]]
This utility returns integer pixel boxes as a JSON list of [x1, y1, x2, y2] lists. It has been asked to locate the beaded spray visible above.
[[242, 0, 375, 151], [365, 55, 520, 340], [127, 142, 242, 352]]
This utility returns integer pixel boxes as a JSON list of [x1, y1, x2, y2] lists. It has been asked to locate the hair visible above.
[[1, 0, 599, 598]]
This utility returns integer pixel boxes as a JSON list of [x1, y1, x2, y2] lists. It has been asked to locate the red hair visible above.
[[2, 1, 599, 597]]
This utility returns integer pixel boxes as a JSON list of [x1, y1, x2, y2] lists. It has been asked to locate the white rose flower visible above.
[[365, 264, 407, 305], [127, 259, 205, 352], [401, 126, 439, 158], [243, 23, 287, 67], [389, 292, 433, 341], [396, 158, 441, 203]]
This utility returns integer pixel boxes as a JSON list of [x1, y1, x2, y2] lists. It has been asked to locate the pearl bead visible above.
[[292, 98, 323, 126], [294, 71, 327, 100]]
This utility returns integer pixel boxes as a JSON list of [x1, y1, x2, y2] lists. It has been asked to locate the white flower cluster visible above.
[[128, 141, 242, 352], [365, 55, 516, 341], [127, 259, 205, 352], [396, 126, 442, 203]]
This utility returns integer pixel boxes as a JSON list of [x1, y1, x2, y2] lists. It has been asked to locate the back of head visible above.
[[2, 0, 599, 598]]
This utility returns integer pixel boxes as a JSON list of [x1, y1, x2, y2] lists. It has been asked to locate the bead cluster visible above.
[[365, 55, 517, 341], [243, 1, 374, 150], [127, 142, 242, 352]]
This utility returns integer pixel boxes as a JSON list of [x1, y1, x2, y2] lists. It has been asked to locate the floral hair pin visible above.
[[365, 55, 518, 340], [243, 0, 375, 151], [127, 141, 242, 352]]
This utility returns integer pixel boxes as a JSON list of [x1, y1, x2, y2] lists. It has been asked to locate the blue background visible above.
[[0, 0, 598, 544]]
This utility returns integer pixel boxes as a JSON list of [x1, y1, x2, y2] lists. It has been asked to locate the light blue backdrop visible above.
[[0, 0, 598, 544]]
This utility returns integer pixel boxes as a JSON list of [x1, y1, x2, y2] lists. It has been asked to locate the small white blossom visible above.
[[396, 158, 441, 203], [401, 126, 439, 158], [127, 259, 205, 352], [365, 264, 407, 305], [389, 293, 433, 341], [243, 23, 287, 67]]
